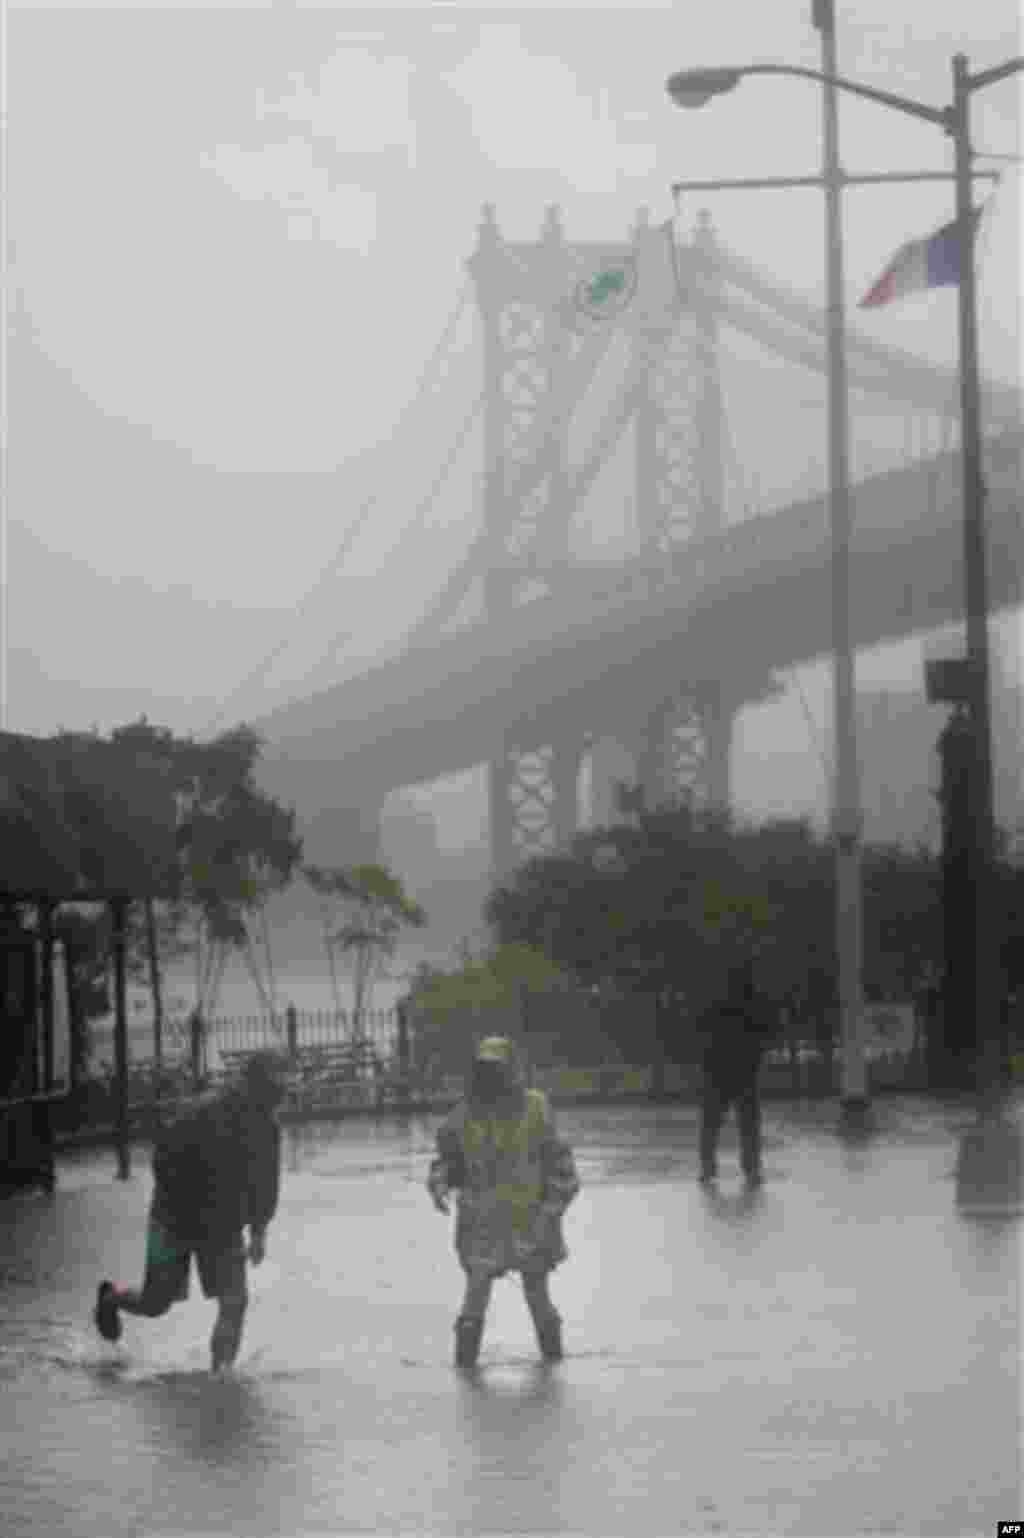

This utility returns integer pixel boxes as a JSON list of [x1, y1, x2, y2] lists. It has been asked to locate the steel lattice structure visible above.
[[470, 205, 746, 877], [255, 207, 1021, 885]]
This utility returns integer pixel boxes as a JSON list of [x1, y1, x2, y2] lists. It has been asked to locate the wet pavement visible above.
[[1, 1098, 1020, 1537]]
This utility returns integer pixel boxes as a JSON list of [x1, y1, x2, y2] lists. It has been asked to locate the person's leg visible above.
[[95, 1219, 189, 1340], [455, 1267, 493, 1368], [198, 1241, 249, 1372], [736, 1078, 763, 1184], [522, 1266, 562, 1360], [460, 1267, 493, 1323], [699, 1080, 726, 1181]]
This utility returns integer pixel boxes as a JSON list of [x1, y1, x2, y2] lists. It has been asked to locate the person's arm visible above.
[[427, 1112, 466, 1214], [537, 1098, 580, 1218], [245, 1115, 281, 1261]]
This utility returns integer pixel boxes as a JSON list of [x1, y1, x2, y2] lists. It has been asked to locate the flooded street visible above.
[[2, 1100, 1020, 1536]]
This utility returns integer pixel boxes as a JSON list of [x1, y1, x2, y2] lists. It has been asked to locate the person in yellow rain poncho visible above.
[[428, 1036, 580, 1370]]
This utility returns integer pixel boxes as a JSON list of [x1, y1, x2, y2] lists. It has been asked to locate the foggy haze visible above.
[[4, 1, 1021, 853]]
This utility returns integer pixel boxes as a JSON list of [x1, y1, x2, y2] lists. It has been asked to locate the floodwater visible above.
[[1, 1100, 1020, 1537]]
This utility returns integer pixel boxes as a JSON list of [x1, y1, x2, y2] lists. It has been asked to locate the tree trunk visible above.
[[111, 899, 130, 1180], [650, 991, 670, 1100], [396, 1000, 411, 1108], [324, 923, 342, 1016], [145, 899, 164, 1083], [39, 903, 55, 1095], [190, 1008, 205, 1090], [785, 1007, 802, 1097], [519, 980, 530, 1046], [63, 937, 87, 1094], [258, 903, 278, 1019]]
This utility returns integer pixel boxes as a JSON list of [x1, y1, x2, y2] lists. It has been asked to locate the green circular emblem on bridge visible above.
[[572, 258, 638, 324]]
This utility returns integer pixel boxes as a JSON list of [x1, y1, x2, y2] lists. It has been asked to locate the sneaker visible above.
[[454, 1317, 483, 1370], [536, 1313, 563, 1362], [93, 1281, 122, 1343]]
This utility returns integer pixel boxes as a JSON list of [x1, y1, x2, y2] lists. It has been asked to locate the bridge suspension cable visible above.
[[199, 280, 474, 736], [399, 220, 983, 658], [708, 283, 973, 411], [567, 337, 668, 513], [500, 321, 623, 512], [314, 392, 484, 667], [714, 362, 835, 789], [708, 204, 1011, 824], [399, 219, 995, 662], [711, 229, 1020, 424], [243, 215, 1019, 780], [399, 312, 652, 651]]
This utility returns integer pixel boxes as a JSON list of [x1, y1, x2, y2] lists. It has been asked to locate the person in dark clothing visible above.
[[699, 960, 774, 1190], [93, 1052, 285, 1373]]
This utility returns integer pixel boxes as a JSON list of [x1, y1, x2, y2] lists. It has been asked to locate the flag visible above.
[[859, 209, 982, 309]]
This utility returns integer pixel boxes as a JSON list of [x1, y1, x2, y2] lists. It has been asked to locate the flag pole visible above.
[[818, 0, 869, 1126], [665, 34, 1023, 1196], [951, 55, 999, 1106]]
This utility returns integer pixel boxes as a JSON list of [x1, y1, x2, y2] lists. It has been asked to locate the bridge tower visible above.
[[471, 204, 620, 879], [588, 211, 738, 826], [472, 206, 745, 879]]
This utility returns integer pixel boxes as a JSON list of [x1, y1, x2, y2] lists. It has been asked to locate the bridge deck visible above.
[[258, 434, 1021, 800]]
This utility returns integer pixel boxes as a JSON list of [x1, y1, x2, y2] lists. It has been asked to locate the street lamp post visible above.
[[666, 48, 1022, 1135], [818, 0, 866, 1119], [950, 54, 1000, 1109]]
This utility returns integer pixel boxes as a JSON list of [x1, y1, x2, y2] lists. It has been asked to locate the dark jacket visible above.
[[700, 972, 776, 1091], [152, 1087, 280, 1242]]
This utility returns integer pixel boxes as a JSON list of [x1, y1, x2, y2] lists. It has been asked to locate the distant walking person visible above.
[[699, 960, 774, 1190], [93, 1052, 285, 1373], [428, 1037, 580, 1370]]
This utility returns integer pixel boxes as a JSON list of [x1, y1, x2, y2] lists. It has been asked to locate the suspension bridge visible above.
[[250, 205, 1022, 879]]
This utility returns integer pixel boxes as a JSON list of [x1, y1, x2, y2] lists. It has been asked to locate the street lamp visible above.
[[667, 48, 1022, 1134], [667, 68, 744, 109]]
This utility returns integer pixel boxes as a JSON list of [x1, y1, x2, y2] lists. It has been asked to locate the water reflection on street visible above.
[[1, 1100, 1019, 1536]]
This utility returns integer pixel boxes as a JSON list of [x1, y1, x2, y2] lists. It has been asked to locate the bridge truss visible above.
[[258, 202, 1021, 882], [429, 204, 1015, 876]]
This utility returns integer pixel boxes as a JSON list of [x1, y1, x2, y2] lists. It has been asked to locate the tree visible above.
[[404, 942, 568, 1080], [105, 719, 303, 1022], [488, 803, 775, 1046], [487, 801, 837, 1068], [411, 941, 565, 1019], [861, 842, 942, 1003], [303, 862, 427, 1027]]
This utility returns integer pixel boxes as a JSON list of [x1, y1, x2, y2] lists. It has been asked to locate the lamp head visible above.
[[666, 67, 743, 108]]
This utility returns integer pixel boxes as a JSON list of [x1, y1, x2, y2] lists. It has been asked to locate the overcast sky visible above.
[[4, 1, 1021, 839]]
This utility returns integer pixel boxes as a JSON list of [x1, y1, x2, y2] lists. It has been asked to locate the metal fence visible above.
[[43, 1046, 1019, 1148], [64, 1000, 1005, 1133], [199, 1009, 934, 1095], [207, 1007, 397, 1059]]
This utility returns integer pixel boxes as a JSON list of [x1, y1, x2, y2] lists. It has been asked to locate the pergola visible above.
[[1, 729, 178, 1184]]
